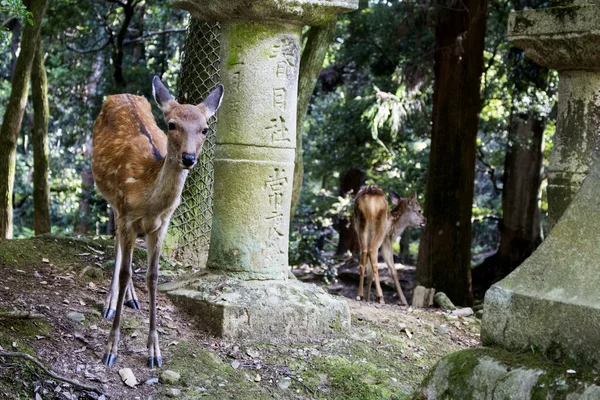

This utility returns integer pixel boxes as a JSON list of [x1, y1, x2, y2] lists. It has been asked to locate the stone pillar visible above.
[[161, 0, 357, 341], [508, 4, 600, 228]]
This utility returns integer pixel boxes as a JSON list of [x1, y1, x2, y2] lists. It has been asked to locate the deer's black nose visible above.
[[182, 152, 196, 167]]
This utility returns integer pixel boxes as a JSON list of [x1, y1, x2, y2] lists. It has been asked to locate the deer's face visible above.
[[390, 191, 427, 229], [164, 105, 209, 169], [406, 198, 426, 228], [152, 76, 224, 170]]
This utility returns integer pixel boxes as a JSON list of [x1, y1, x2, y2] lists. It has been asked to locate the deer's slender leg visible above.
[[103, 227, 122, 319], [366, 261, 373, 302], [102, 226, 136, 366], [146, 224, 167, 368], [382, 238, 408, 306], [368, 220, 387, 304], [124, 280, 140, 310], [368, 248, 384, 303], [356, 221, 369, 301]]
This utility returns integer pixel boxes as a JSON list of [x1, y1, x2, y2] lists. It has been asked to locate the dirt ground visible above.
[[0, 236, 480, 399]]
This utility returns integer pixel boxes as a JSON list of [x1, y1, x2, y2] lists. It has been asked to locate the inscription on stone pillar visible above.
[[264, 167, 288, 264]]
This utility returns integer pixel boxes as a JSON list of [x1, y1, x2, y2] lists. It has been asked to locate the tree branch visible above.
[[123, 28, 186, 45], [0, 351, 103, 394], [67, 37, 111, 54], [477, 147, 502, 193]]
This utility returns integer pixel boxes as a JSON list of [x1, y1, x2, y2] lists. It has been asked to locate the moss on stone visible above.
[[418, 347, 600, 399], [513, 13, 535, 33], [224, 23, 287, 69]]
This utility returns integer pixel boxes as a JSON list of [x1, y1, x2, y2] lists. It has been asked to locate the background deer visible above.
[[92, 76, 223, 368], [353, 185, 426, 305]]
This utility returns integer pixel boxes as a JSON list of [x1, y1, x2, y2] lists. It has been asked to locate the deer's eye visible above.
[[168, 122, 176, 130], [201, 128, 209, 136]]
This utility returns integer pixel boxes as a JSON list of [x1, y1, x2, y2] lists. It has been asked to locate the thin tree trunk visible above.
[[0, 0, 48, 238], [31, 40, 50, 235], [290, 19, 337, 221], [111, 0, 135, 87], [497, 114, 544, 274], [76, 53, 104, 234], [416, 0, 488, 306], [472, 114, 545, 298]]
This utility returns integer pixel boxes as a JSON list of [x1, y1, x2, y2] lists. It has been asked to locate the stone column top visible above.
[[507, 4, 600, 70], [170, 0, 358, 25]]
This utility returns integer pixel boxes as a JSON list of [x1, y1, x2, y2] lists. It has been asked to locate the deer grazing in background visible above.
[[353, 185, 426, 305], [92, 76, 223, 368]]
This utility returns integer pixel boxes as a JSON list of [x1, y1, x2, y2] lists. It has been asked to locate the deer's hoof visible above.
[[102, 308, 116, 319], [148, 356, 163, 369], [102, 353, 117, 366], [124, 299, 141, 310]]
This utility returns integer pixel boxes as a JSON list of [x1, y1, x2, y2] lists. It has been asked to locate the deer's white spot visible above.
[[126, 177, 137, 183]]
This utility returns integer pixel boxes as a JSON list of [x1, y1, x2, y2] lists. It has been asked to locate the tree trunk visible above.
[[31, 40, 51, 235], [472, 113, 545, 297], [416, 0, 488, 306], [290, 19, 337, 221], [497, 114, 545, 273], [0, 0, 48, 238], [111, 0, 135, 88], [76, 53, 104, 234]]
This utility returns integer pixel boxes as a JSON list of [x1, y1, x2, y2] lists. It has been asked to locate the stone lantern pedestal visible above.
[[160, 0, 357, 340], [418, 4, 600, 397]]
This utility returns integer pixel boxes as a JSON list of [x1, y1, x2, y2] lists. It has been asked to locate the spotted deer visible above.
[[92, 76, 223, 368], [353, 185, 426, 305]]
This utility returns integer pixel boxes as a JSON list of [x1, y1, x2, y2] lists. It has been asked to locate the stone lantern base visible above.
[[159, 273, 350, 341]]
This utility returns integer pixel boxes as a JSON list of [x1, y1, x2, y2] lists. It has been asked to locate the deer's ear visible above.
[[199, 84, 224, 119], [408, 191, 417, 204], [152, 76, 176, 114], [389, 189, 401, 206]]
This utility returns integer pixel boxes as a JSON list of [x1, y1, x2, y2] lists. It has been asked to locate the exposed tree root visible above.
[[0, 311, 45, 319], [0, 350, 103, 395]]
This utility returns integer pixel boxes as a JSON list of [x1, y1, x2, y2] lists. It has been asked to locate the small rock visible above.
[[145, 377, 159, 385], [165, 388, 181, 398], [160, 370, 181, 385], [246, 349, 260, 358], [231, 360, 241, 369], [433, 292, 456, 310], [434, 324, 449, 335], [567, 369, 576, 374], [278, 378, 292, 389], [67, 311, 85, 323], [475, 310, 484, 319], [254, 374, 261, 382], [119, 368, 138, 387], [451, 307, 474, 317], [397, 322, 407, 331]]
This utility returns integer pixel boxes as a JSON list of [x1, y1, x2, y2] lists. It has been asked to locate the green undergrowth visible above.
[[0, 316, 52, 398], [159, 342, 270, 399], [0, 234, 185, 275]]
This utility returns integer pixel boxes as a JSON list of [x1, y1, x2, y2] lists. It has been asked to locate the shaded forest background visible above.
[[0, 0, 557, 305]]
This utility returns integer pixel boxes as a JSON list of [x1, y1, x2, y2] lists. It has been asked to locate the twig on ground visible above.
[[0, 350, 103, 395], [0, 311, 45, 319]]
